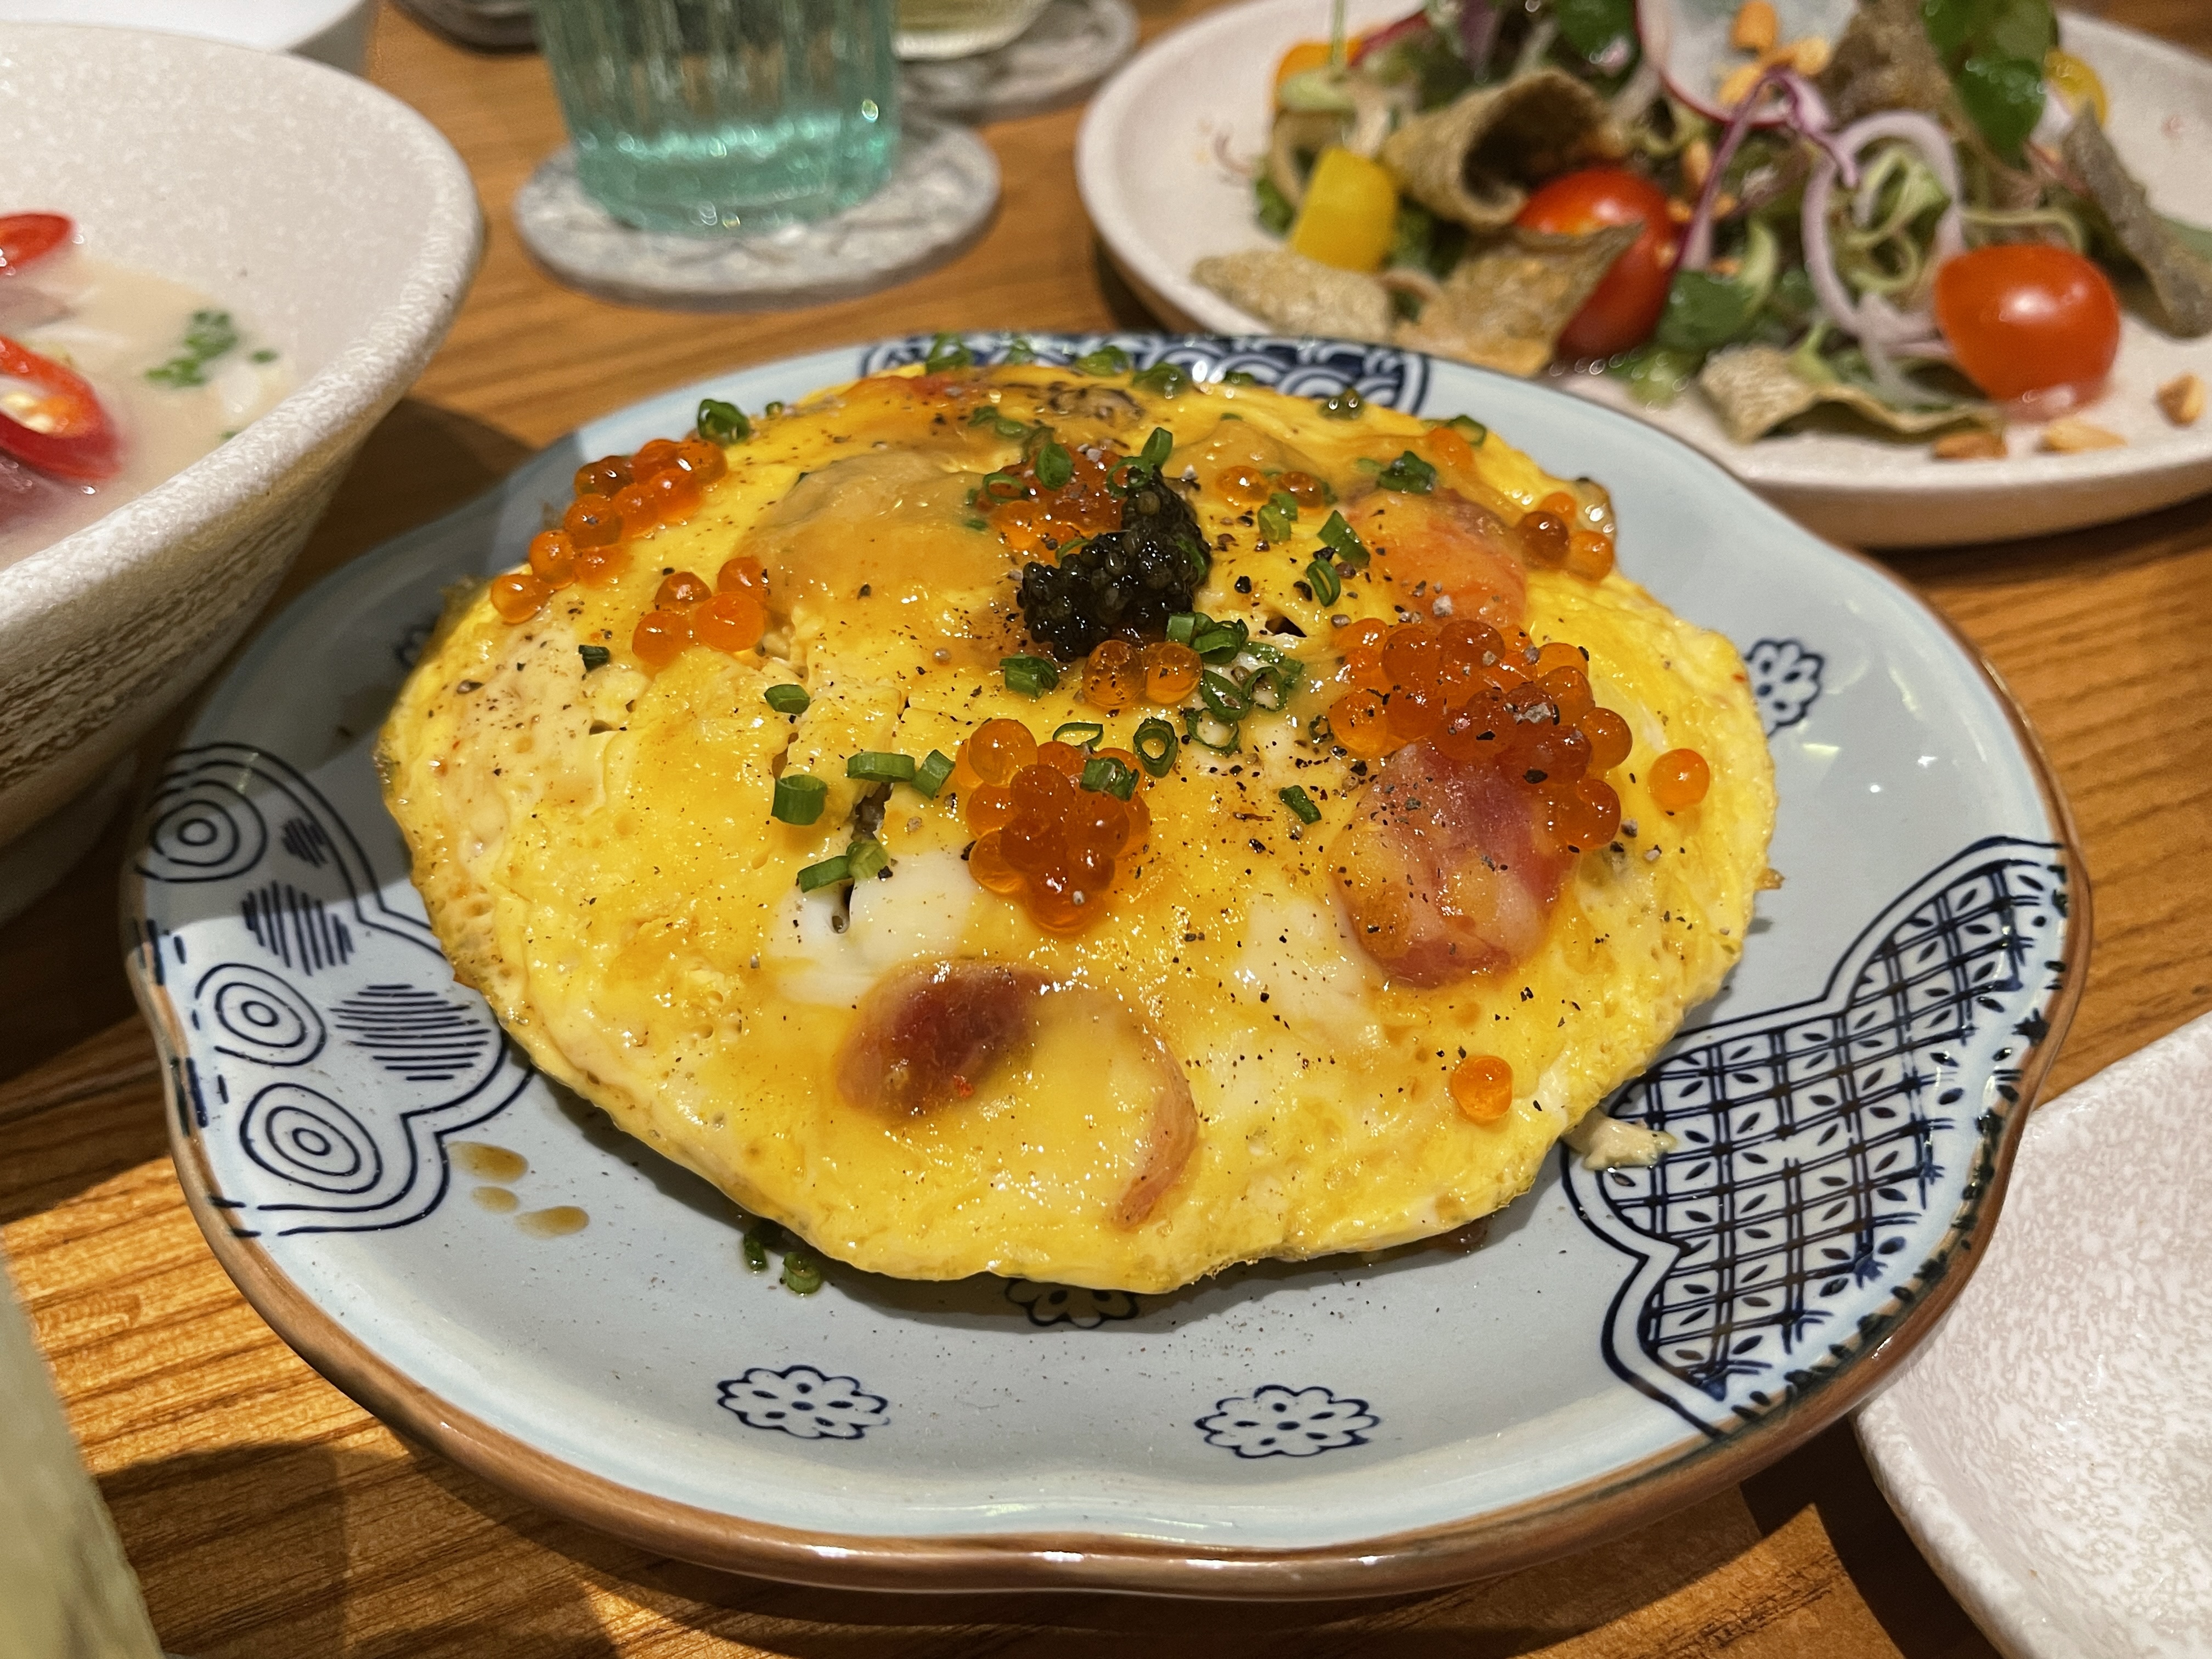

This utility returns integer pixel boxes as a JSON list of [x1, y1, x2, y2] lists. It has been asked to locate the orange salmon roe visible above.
[[655, 570, 712, 608], [1141, 640, 1202, 703], [718, 555, 766, 596], [1084, 639, 1144, 711], [563, 498, 623, 548], [966, 718, 1039, 785], [1322, 619, 1652, 860], [574, 454, 632, 497], [672, 437, 727, 484], [574, 544, 631, 588], [1650, 747, 1711, 811], [956, 718, 1152, 933], [1450, 1055, 1514, 1124], [691, 590, 765, 653], [528, 530, 577, 589], [490, 571, 549, 623], [986, 443, 1126, 555], [633, 608, 690, 669], [1211, 465, 1272, 506]]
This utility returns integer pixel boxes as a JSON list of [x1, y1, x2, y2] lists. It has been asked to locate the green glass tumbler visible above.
[[536, 0, 899, 237]]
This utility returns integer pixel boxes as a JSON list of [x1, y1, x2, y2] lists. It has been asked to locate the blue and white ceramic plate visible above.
[[126, 334, 2086, 1596]]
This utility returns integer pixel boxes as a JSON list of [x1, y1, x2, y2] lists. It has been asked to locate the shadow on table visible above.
[[100, 1443, 619, 1659], [499, 1477, 1770, 1658], [1743, 1421, 2002, 1659], [1875, 486, 2212, 589]]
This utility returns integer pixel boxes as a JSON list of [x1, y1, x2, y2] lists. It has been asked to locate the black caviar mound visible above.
[[1015, 476, 1207, 660]]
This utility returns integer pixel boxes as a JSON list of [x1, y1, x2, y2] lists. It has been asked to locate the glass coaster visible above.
[[901, 0, 1138, 123], [512, 116, 1000, 312]]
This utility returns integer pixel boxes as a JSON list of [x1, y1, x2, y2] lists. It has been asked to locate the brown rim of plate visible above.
[[123, 530, 2092, 1602]]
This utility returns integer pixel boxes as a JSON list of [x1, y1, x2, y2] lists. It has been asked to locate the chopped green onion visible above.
[[1250, 663, 1300, 710], [1321, 388, 1366, 420], [145, 308, 239, 388], [1001, 654, 1060, 697], [1192, 618, 1248, 663], [969, 406, 1028, 438], [846, 837, 889, 880], [1053, 720, 1105, 748], [1279, 785, 1322, 825], [1080, 755, 1138, 800], [764, 400, 786, 417], [1318, 510, 1369, 569], [1257, 491, 1298, 544], [1377, 451, 1437, 494], [1075, 343, 1130, 375], [780, 1245, 823, 1295], [913, 749, 957, 798], [1199, 669, 1251, 720], [696, 397, 750, 444], [772, 774, 828, 825], [250, 347, 278, 364], [962, 515, 989, 531], [979, 469, 1030, 503], [1306, 559, 1343, 605], [1166, 611, 1202, 646], [741, 1222, 772, 1272], [924, 331, 973, 372], [797, 855, 849, 892], [1035, 439, 1073, 489], [1222, 369, 1261, 386], [578, 644, 611, 673], [1138, 426, 1174, 470], [1132, 360, 1189, 398], [1440, 414, 1488, 445], [847, 751, 915, 783], [1132, 716, 1179, 777], [1003, 336, 1037, 364], [764, 684, 809, 714], [1182, 707, 1242, 753]]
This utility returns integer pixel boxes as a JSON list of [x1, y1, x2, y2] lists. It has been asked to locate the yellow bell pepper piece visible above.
[[2044, 47, 2108, 127], [1288, 147, 1398, 274]]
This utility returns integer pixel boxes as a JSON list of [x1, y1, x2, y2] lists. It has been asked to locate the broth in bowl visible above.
[[0, 212, 289, 568]]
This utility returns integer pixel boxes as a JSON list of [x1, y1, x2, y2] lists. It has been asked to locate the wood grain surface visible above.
[[3, 1, 2209, 1652]]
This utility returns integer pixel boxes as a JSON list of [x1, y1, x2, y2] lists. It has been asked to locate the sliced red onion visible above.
[[1458, 0, 1499, 72], [1678, 66, 1850, 272], [1801, 110, 1965, 346], [1350, 8, 1429, 66]]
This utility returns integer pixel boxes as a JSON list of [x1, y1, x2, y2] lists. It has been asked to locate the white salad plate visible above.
[[1858, 1012, 2212, 1659], [1079, 1, 2212, 547], [127, 333, 2085, 1594]]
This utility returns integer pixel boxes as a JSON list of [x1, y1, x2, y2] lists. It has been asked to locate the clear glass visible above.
[[537, 0, 899, 237], [895, 0, 1051, 60], [0, 1254, 163, 1659]]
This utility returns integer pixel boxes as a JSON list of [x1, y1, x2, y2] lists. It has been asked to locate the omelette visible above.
[[379, 351, 1776, 1294]]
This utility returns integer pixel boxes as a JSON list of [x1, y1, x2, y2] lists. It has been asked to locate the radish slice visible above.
[[1635, 0, 1856, 124]]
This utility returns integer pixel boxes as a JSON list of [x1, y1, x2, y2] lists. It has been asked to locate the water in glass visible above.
[[537, 0, 899, 236]]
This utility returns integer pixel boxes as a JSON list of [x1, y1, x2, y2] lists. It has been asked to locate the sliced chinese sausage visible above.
[[1329, 738, 1574, 986], [834, 961, 1049, 1116], [1351, 489, 1527, 633], [833, 962, 1198, 1227]]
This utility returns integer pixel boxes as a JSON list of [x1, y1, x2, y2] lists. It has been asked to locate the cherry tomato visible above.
[[1514, 168, 1677, 361], [0, 336, 120, 481], [0, 214, 71, 278], [1933, 245, 2121, 403]]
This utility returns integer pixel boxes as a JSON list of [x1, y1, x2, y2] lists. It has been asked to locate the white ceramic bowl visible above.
[[0, 22, 481, 852], [0, 0, 374, 74]]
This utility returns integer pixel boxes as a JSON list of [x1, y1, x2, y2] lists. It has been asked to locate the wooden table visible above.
[[6, 3, 2210, 1651]]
